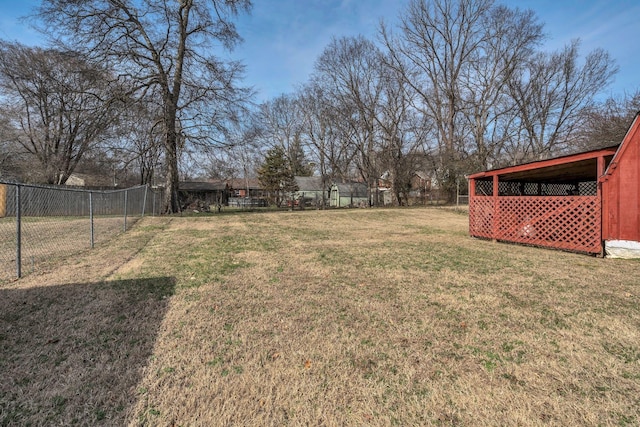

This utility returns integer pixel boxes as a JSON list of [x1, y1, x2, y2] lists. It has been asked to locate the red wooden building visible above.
[[468, 113, 640, 257]]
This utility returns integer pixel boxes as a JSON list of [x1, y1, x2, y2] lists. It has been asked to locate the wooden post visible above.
[[468, 178, 476, 235], [597, 154, 606, 256], [492, 175, 500, 241], [597, 155, 605, 194], [468, 178, 476, 200], [0, 184, 6, 217]]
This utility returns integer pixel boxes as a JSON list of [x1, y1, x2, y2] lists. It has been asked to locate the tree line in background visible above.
[[0, 0, 636, 211]]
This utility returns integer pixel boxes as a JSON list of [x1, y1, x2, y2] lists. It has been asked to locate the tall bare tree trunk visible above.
[[163, 102, 181, 214]]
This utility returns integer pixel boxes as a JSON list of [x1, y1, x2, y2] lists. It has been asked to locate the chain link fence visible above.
[[0, 181, 163, 281]]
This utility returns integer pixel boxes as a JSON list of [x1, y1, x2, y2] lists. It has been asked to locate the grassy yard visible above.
[[1, 208, 639, 426], [0, 216, 137, 281]]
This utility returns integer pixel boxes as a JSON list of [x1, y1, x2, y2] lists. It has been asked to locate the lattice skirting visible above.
[[469, 196, 602, 254], [469, 197, 494, 238]]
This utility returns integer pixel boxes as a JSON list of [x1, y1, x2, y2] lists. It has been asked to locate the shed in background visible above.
[[295, 176, 328, 207], [330, 182, 368, 208]]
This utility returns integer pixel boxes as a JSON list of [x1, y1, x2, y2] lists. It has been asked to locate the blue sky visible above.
[[1, 0, 638, 102]]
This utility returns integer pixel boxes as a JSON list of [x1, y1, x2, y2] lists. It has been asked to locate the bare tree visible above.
[[459, 5, 543, 171], [297, 81, 351, 207], [506, 40, 617, 162], [299, 78, 359, 183], [577, 90, 640, 151], [0, 42, 123, 184], [382, 0, 494, 200], [381, 0, 615, 189], [36, 0, 252, 212], [299, 36, 430, 206], [0, 116, 19, 179], [315, 36, 385, 205], [375, 57, 428, 206], [113, 97, 164, 186], [206, 119, 262, 194], [258, 95, 311, 176]]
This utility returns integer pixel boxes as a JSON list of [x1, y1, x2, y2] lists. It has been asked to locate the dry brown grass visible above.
[[1, 208, 639, 426], [0, 216, 139, 281]]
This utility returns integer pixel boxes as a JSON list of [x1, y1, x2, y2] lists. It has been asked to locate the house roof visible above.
[[467, 145, 620, 183], [66, 172, 113, 187], [226, 178, 262, 190], [331, 181, 368, 197], [295, 176, 325, 191], [179, 181, 227, 191], [413, 171, 430, 180], [180, 178, 265, 191]]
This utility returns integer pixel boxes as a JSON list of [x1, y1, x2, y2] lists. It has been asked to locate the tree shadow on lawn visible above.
[[0, 276, 175, 425]]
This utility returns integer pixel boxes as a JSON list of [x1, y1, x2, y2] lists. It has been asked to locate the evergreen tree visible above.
[[289, 135, 314, 177], [257, 146, 299, 207]]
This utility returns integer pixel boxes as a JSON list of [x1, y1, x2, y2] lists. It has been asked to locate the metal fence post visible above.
[[123, 189, 128, 232], [15, 184, 21, 278], [89, 191, 94, 249], [142, 185, 148, 217], [0, 182, 161, 279]]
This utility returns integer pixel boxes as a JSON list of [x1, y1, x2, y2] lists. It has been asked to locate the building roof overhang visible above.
[[468, 146, 619, 183]]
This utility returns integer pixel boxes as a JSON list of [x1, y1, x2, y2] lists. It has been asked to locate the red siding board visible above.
[[602, 114, 640, 242], [620, 143, 638, 239]]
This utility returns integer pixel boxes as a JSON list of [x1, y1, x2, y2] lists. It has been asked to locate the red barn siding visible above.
[[601, 114, 640, 242]]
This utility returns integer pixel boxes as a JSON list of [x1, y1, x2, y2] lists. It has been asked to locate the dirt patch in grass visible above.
[[1, 209, 640, 425]]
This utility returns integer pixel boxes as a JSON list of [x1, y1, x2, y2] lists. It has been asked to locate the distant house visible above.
[[226, 178, 267, 207], [378, 171, 433, 205], [227, 178, 264, 198], [178, 180, 228, 208], [65, 172, 114, 189], [65, 173, 88, 186], [409, 171, 432, 197], [178, 178, 270, 208], [330, 182, 368, 207], [294, 176, 328, 207]]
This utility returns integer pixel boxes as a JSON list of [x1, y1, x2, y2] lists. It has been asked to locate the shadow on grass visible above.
[[0, 276, 175, 425]]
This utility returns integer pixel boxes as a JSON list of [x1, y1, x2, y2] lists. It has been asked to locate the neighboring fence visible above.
[[227, 197, 268, 208], [456, 194, 469, 206], [0, 181, 163, 280]]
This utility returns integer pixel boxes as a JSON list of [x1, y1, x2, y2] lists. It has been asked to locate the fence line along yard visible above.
[[0, 181, 163, 280]]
